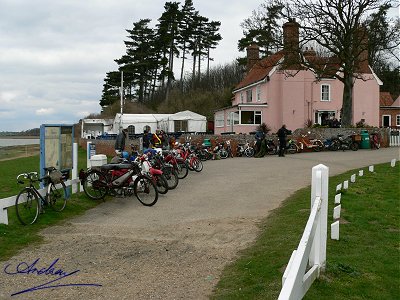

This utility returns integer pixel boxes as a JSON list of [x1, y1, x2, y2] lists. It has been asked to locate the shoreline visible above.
[[0, 136, 39, 139]]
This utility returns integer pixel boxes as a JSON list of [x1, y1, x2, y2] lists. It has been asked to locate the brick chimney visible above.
[[283, 18, 300, 67], [356, 26, 369, 73], [283, 18, 300, 53], [246, 43, 260, 72]]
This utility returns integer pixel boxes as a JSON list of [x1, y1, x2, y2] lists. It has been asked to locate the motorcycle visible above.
[[265, 138, 278, 155], [213, 140, 229, 159], [337, 134, 359, 151], [296, 133, 324, 152], [80, 160, 159, 206]]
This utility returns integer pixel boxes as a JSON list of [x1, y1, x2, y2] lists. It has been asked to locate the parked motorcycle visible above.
[[265, 138, 278, 155], [337, 134, 359, 151], [296, 133, 324, 152], [213, 139, 228, 159]]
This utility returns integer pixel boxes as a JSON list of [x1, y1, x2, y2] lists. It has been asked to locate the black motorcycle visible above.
[[337, 134, 359, 151]]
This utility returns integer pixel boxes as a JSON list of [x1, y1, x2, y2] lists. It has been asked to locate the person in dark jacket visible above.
[[114, 128, 128, 155], [277, 124, 291, 157], [142, 129, 152, 152], [254, 130, 265, 153]]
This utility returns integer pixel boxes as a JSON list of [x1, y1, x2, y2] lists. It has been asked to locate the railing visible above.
[[0, 179, 81, 225], [279, 164, 329, 300], [389, 128, 400, 147], [0, 144, 80, 225]]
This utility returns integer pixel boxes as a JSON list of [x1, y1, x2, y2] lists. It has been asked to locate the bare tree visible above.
[[283, 0, 399, 126]]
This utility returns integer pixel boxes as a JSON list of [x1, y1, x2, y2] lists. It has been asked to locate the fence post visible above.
[[72, 143, 78, 194], [309, 164, 329, 272]]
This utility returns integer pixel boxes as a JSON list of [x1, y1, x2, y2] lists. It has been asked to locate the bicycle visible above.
[[15, 167, 68, 225]]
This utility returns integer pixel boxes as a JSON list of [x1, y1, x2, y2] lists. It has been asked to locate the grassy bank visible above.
[[0, 144, 40, 161], [0, 147, 104, 261], [211, 162, 399, 300]]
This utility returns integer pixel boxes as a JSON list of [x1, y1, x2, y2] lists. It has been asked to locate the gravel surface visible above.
[[1, 148, 398, 299]]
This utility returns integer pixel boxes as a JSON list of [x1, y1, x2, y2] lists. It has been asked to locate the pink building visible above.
[[214, 20, 382, 134]]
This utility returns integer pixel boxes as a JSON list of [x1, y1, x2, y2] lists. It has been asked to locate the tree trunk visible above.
[[180, 42, 187, 93], [341, 74, 354, 126]]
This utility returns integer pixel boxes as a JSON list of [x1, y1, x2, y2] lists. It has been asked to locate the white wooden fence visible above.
[[279, 164, 329, 300], [0, 143, 81, 225], [389, 128, 400, 147]]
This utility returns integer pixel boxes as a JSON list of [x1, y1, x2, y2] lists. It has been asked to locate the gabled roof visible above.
[[161, 110, 206, 121], [380, 92, 394, 106], [393, 96, 400, 107], [235, 51, 373, 91], [234, 51, 284, 91]]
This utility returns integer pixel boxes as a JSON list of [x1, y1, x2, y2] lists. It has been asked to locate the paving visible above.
[[1, 147, 399, 299]]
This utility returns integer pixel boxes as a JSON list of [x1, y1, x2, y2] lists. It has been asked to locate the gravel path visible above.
[[1, 148, 398, 299]]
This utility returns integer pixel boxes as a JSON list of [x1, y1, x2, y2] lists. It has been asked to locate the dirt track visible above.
[[1, 148, 399, 299]]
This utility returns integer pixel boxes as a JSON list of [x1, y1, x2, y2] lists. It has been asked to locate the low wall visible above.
[[78, 127, 391, 157]]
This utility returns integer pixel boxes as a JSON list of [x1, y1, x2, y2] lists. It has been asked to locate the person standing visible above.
[[255, 129, 265, 153], [142, 129, 152, 152], [277, 124, 291, 157], [114, 128, 128, 155]]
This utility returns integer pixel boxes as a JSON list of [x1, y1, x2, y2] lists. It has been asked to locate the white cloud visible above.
[[36, 108, 55, 115], [0, 0, 262, 132]]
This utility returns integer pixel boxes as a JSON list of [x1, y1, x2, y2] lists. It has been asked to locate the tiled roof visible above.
[[380, 92, 394, 106], [234, 51, 284, 91], [235, 51, 372, 91], [393, 96, 400, 107]]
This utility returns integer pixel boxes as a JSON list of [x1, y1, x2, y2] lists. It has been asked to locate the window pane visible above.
[[241, 111, 254, 124], [246, 90, 252, 102], [233, 111, 239, 124], [321, 84, 330, 101], [215, 113, 224, 127]]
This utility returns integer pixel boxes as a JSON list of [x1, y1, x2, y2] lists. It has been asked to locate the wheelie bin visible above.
[[360, 130, 370, 149]]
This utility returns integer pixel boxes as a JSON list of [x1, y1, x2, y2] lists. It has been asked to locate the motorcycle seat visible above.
[[101, 163, 132, 171]]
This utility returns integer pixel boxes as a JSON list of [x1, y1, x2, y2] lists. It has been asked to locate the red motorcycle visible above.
[[80, 161, 158, 206]]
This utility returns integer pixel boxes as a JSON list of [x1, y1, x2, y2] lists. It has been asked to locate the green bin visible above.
[[360, 130, 370, 149]]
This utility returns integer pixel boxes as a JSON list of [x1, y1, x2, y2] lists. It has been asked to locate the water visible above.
[[0, 138, 40, 147]]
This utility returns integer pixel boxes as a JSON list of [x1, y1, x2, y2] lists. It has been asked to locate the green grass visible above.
[[211, 163, 400, 300], [0, 147, 106, 261]]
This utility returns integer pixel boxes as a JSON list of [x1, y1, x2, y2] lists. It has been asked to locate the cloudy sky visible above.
[[0, 0, 265, 132], [0, 1, 398, 132]]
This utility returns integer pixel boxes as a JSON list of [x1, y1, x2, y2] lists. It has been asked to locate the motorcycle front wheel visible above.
[[244, 148, 255, 157]]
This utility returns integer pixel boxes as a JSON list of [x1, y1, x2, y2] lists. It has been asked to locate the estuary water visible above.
[[0, 138, 40, 147]]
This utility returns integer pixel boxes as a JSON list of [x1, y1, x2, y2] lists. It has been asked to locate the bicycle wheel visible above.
[[219, 150, 228, 159], [154, 174, 168, 194], [162, 166, 179, 190], [330, 140, 340, 151], [350, 142, 359, 151], [287, 144, 297, 154], [244, 147, 255, 157], [312, 141, 324, 152], [47, 181, 67, 212], [192, 157, 203, 172], [15, 187, 40, 225], [133, 175, 158, 206], [83, 170, 108, 200], [176, 162, 189, 179]]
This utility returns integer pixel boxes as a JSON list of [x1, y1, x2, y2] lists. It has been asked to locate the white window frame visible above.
[[233, 111, 239, 125], [246, 89, 253, 103], [240, 92, 244, 103], [382, 115, 391, 127], [256, 85, 261, 102], [240, 110, 262, 125], [215, 113, 225, 127], [396, 115, 400, 127], [321, 84, 331, 101]]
